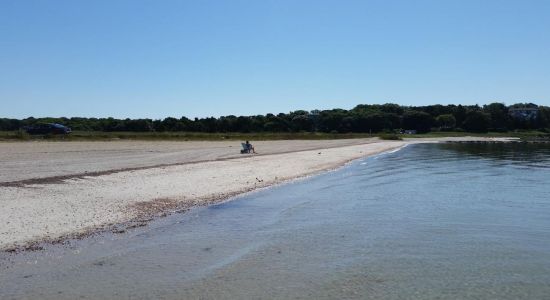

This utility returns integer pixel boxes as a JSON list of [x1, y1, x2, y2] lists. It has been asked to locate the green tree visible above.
[[462, 111, 491, 132], [435, 114, 456, 130], [291, 115, 313, 132], [402, 111, 434, 133], [483, 102, 510, 131]]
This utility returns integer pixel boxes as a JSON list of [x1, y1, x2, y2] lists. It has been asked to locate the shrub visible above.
[[379, 133, 402, 140], [14, 129, 30, 140]]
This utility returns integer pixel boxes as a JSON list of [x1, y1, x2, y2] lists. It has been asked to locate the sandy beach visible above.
[[0, 137, 516, 251]]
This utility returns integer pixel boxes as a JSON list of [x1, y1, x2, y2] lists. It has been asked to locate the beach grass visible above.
[[0, 131, 375, 141], [0, 130, 547, 142]]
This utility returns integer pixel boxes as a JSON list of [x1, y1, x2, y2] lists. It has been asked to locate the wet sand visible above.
[[0, 137, 516, 250]]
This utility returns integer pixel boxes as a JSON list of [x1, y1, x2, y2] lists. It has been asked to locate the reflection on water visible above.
[[440, 142, 550, 169], [1, 143, 550, 299]]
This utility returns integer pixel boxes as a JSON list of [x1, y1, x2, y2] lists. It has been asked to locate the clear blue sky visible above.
[[1, 0, 549, 119]]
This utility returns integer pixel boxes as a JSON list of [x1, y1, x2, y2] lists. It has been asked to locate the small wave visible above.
[[372, 144, 410, 160], [387, 144, 410, 154]]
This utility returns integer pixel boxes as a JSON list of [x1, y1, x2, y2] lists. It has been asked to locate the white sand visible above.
[[0, 139, 381, 183], [0, 137, 517, 250]]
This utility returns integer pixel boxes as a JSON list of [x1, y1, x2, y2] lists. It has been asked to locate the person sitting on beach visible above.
[[244, 140, 256, 154]]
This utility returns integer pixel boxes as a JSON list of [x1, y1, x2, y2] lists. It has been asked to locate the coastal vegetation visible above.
[[1, 103, 549, 140], [1, 130, 546, 141]]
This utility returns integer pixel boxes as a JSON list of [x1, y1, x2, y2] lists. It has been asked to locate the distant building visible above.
[[508, 107, 539, 120]]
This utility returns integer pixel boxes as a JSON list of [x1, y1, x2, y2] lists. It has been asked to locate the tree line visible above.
[[1, 103, 549, 134]]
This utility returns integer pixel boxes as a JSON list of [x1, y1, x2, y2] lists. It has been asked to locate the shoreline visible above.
[[0, 137, 517, 252], [4, 146, 397, 253]]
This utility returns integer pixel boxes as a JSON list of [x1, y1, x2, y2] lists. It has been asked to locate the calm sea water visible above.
[[1, 143, 550, 299]]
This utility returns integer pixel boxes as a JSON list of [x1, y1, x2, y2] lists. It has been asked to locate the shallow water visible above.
[[1, 143, 550, 299]]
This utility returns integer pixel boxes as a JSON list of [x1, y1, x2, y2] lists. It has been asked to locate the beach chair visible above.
[[240, 143, 251, 154]]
